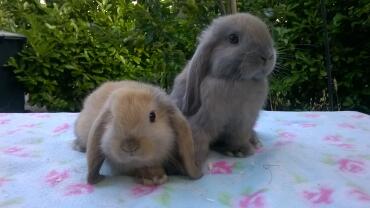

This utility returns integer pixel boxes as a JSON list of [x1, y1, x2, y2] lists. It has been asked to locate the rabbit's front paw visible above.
[[250, 136, 263, 149], [87, 174, 105, 184], [142, 174, 168, 186], [224, 145, 255, 158], [135, 167, 168, 185], [249, 130, 263, 149], [72, 139, 86, 152]]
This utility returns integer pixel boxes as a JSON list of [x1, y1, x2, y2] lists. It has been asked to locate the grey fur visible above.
[[170, 13, 276, 166]]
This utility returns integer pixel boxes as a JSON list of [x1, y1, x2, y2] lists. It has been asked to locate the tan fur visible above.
[[74, 81, 202, 184]]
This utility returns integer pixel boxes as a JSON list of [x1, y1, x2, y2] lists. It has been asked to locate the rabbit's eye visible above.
[[228, 34, 239, 44], [149, 111, 156, 123]]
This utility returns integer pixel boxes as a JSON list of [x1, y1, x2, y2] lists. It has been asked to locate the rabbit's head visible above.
[[204, 13, 276, 80], [182, 13, 276, 115], [101, 88, 175, 165], [81, 81, 202, 184]]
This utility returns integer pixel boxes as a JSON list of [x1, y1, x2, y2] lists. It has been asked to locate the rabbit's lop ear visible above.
[[170, 108, 203, 179], [86, 105, 111, 184], [183, 34, 214, 116]]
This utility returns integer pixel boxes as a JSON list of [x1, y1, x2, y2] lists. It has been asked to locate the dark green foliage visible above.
[[239, 0, 370, 112], [1, 0, 217, 111], [1, 0, 369, 112]]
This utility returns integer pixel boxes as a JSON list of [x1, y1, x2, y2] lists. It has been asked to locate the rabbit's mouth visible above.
[[234, 63, 267, 80], [251, 70, 267, 80]]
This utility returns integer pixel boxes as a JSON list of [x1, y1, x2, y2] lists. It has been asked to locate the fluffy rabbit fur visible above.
[[74, 81, 202, 185], [170, 13, 276, 166]]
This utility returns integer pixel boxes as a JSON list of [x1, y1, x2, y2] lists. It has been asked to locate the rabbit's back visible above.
[[170, 66, 188, 110]]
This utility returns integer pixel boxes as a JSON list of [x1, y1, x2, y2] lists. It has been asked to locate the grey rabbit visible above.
[[170, 13, 276, 166]]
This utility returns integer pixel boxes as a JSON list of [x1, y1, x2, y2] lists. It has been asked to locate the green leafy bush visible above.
[[1, 0, 369, 113], [239, 0, 370, 112], [1, 0, 217, 111]]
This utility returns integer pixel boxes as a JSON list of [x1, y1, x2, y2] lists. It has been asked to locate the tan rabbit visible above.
[[74, 81, 202, 185]]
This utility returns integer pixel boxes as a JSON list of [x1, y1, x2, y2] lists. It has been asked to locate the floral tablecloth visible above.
[[1, 111, 370, 208]]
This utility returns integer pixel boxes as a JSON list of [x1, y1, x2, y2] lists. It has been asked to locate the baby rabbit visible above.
[[170, 13, 276, 166], [74, 81, 202, 185]]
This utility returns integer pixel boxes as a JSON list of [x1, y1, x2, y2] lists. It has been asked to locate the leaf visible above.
[[117, 55, 126, 64], [132, 57, 141, 64], [64, 64, 77, 70], [0, 198, 24, 207], [293, 174, 306, 183], [321, 155, 336, 165], [259, 188, 268, 193], [241, 187, 253, 195], [45, 23, 56, 29], [218, 192, 232, 207], [359, 154, 370, 161], [233, 161, 245, 170], [28, 137, 43, 144], [155, 191, 171, 206]]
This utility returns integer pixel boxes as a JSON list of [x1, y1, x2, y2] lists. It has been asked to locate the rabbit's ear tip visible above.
[[188, 168, 203, 179], [87, 174, 105, 184]]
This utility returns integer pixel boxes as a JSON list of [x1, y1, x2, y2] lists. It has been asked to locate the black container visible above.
[[0, 31, 27, 112]]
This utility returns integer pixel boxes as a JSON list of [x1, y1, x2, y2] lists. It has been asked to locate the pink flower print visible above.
[[3, 146, 22, 153], [323, 135, 342, 142], [274, 140, 293, 147], [338, 123, 356, 129], [45, 170, 70, 187], [338, 159, 365, 173], [239, 190, 266, 208], [255, 147, 265, 154], [131, 185, 159, 197], [323, 136, 354, 149], [5, 128, 21, 135], [209, 160, 233, 174], [350, 189, 370, 202], [64, 183, 94, 196], [0, 177, 11, 187], [3, 146, 30, 157], [53, 123, 70, 134], [336, 143, 353, 149], [274, 131, 296, 146], [300, 123, 317, 128], [20, 123, 38, 128], [304, 114, 321, 118], [0, 119, 10, 125], [303, 187, 333, 205], [278, 131, 296, 140]]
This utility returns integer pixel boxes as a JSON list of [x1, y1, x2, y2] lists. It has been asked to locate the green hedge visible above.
[[0, 0, 218, 111], [1, 0, 369, 113], [239, 0, 370, 112]]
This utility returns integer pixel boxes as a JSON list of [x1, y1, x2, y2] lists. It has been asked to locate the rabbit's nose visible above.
[[121, 138, 140, 153], [260, 56, 267, 64], [260, 54, 274, 65]]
